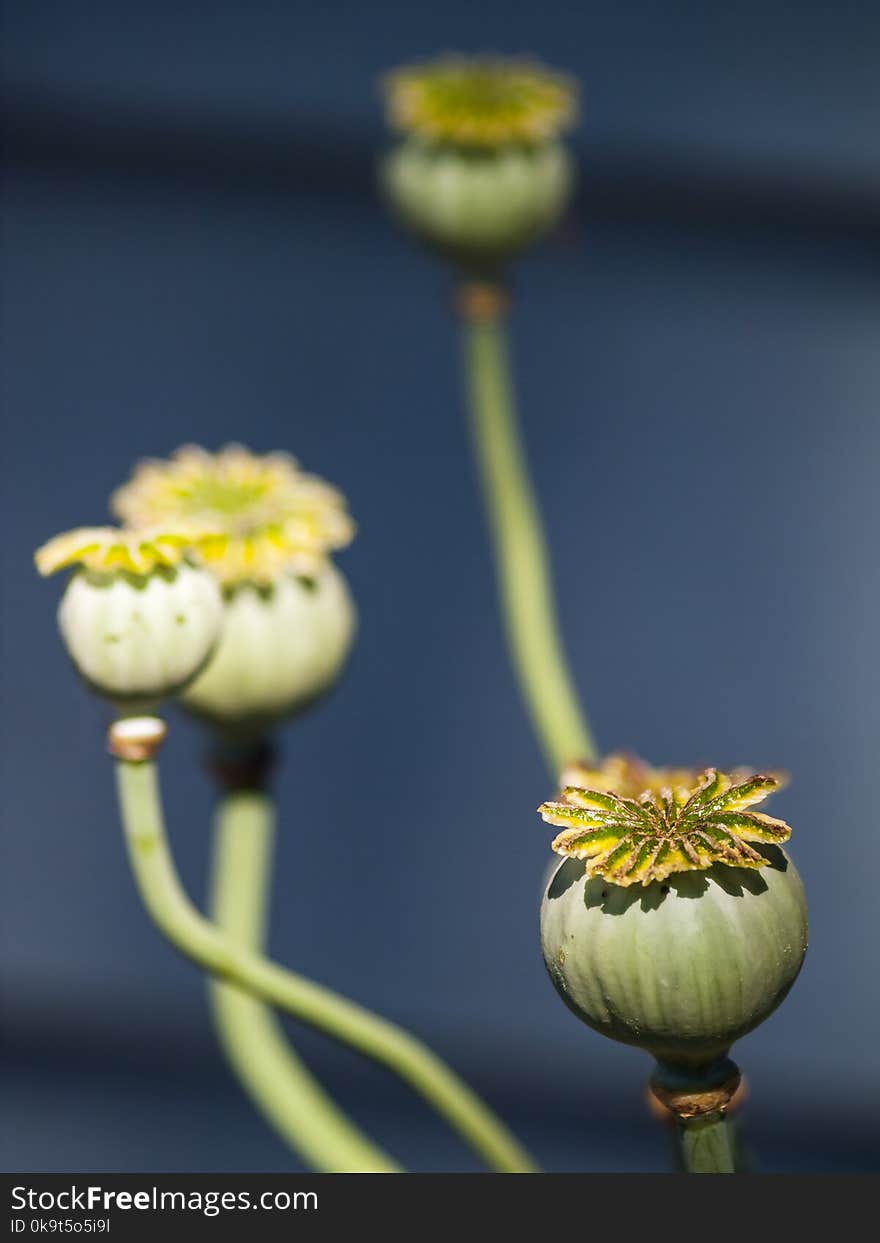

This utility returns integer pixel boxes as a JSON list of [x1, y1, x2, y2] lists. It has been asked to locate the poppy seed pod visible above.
[[538, 766, 808, 1068], [382, 139, 574, 269], [381, 57, 578, 271], [36, 528, 224, 709], [111, 444, 358, 738], [541, 850, 807, 1067], [179, 566, 356, 738]]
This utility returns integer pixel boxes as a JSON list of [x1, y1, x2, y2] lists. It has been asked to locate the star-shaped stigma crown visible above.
[[539, 768, 792, 888], [111, 444, 354, 587]]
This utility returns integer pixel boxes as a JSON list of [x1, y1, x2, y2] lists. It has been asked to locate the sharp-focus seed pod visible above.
[[180, 565, 355, 738], [538, 764, 808, 1069], [541, 849, 808, 1068], [36, 528, 224, 710]]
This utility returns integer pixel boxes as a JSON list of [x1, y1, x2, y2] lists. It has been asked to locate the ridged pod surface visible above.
[[58, 564, 223, 705], [180, 565, 355, 737], [540, 849, 807, 1067], [382, 139, 573, 266]]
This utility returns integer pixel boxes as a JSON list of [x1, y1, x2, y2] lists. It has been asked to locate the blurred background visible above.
[[3, 0, 879, 1172]]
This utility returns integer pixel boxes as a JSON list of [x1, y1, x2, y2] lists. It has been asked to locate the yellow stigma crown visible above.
[[540, 768, 792, 888], [34, 526, 221, 577], [382, 56, 577, 149], [558, 753, 787, 804], [111, 444, 355, 587]]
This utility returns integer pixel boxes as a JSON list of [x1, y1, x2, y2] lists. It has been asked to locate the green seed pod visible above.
[[541, 849, 808, 1068], [37, 528, 224, 709], [381, 57, 578, 271], [538, 764, 808, 1068], [382, 139, 574, 268], [179, 565, 355, 738], [59, 564, 223, 706]]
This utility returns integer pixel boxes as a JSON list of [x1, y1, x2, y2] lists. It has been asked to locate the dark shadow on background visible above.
[[6, 84, 880, 246]]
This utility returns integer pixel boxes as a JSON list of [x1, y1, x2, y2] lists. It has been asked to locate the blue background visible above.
[[3, 0, 879, 1171]]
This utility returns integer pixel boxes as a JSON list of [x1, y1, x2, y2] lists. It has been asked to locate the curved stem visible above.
[[116, 753, 537, 1173], [461, 303, 598, 773], [675, 1116, 736, 1173], [209, 789, 400, 1172]]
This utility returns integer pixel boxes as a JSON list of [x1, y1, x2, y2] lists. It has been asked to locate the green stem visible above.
[[675, 1116, 736, 1173], [462, 309, 597, 773], [209, 788, 400, 1172], [116, 753, 537, 1173]]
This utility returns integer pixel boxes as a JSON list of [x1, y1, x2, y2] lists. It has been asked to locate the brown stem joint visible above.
[[456, 281, 510, 323], [649, 1058, 742, 1121], [108, 716, 168, 763]]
